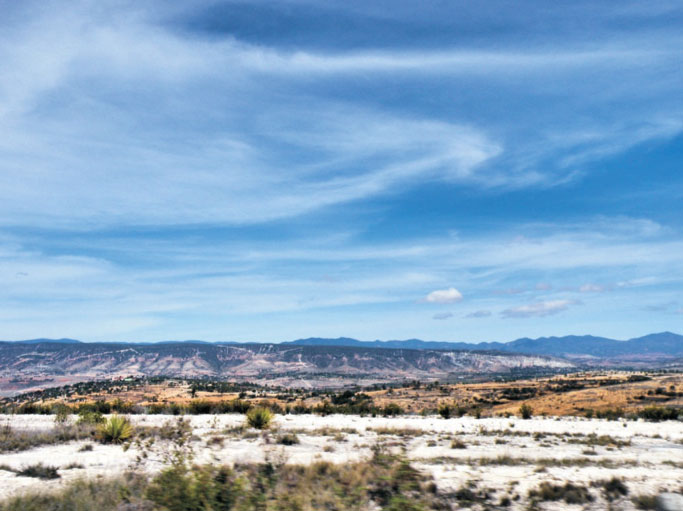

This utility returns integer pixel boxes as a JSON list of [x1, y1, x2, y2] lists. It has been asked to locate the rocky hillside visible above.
[[0, 341, 572, 387]]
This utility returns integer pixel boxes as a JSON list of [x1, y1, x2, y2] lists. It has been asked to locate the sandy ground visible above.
[[1, 414, 682, 510]]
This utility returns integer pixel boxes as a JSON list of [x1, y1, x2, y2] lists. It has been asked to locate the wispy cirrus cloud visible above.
[[501, 300, 578, 319], [0, 1, 682, 229], [1, 1, 683, 341]]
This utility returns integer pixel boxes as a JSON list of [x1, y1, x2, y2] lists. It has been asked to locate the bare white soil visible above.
[[1, 414, 682, 510]]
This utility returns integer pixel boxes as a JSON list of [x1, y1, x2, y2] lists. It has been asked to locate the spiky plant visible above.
[[246, 407, 273, 430], [97, 415, 133, 444]]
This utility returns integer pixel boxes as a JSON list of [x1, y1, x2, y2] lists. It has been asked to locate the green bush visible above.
[[519, 403, 533, 419], [1, 454, 443, 511], [53, 405, 71, 425], [382, 403, 403, 417], [437, 403, 452, 419], [246, 407, 273, 430], [638, 406, 680, 422], [97, 415, 133, 444], [77, 410, 105, 426]]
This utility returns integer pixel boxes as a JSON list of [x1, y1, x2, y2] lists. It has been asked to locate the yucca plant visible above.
[[97, 415, 133, 444], [246, 407, 273, 430]]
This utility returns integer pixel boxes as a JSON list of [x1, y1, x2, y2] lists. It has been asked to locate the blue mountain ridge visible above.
[[2, 332, 681, 358]]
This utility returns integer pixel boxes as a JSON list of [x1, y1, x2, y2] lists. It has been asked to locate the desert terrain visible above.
[[1, 413, 682, 510]]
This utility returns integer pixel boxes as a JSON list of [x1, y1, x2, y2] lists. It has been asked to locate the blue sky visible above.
[[1, 0, 682, 342]]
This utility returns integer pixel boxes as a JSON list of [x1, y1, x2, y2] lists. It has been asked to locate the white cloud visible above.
[[0, 3, 681, 228], [501, 300, 577, 318], [424, 287, 463, 304], [1, 214, 682, 340], [579, 283, 606, 293]]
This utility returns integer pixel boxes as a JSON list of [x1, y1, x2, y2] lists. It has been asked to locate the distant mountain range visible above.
[[0, 332, 680, 395], [284, 332, 683, 360], [3, 332, 682, 361]]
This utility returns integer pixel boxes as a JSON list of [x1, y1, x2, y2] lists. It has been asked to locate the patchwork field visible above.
[[1, 413, 682, 510], [7, 371, 682, 418]]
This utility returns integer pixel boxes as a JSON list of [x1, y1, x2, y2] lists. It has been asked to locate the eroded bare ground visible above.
[[1, 414, 682, 510]]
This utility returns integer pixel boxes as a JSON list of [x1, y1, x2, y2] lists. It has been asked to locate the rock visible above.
[[658, 493, 683, 511]]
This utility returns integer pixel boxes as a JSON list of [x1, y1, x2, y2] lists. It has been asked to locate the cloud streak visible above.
[[501, 300, 578, 319], [0, 1, 681, 228]]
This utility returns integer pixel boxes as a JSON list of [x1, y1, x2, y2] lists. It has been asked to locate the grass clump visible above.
[[528, 482, 593, 504], [0, 423, 95, 453], [276, 433, 299, 445], [17, 463, 60, 480], [0, 476, 147, 511], [97, 415, 133, 444], [450, 438, 467, 449], [245, 407, 273, 430]]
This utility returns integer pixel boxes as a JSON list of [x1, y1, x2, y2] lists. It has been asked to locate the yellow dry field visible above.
[[21, 371, 683, 417], [367, 372, 683, 416]]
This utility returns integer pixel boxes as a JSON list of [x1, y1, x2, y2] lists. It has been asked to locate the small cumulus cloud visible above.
[[579, 283, 606, 293], [535, 282, 552, 291], [501, 299, 577, 318], [423, 287, 463, 304], [466, 310, 492, 318], [432, 312, 454, 320]]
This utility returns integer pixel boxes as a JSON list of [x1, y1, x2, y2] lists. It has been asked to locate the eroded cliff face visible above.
[[0, 341, 573, 383]]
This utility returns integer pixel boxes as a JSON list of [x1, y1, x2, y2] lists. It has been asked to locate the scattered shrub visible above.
[[638, 406, 680, 422], [451, 439, 467, 449], [382, 403, 403, 417], [53, 405, 71, 425], [438, 403, 453, 419], [17, 463, 60, 480], [77, 410, 105, 426], [246, 407, 273, 430], [519, 404, 533, 420], [529, 482, 593, 504], [597, 477, 628, 500], [0, 424, 94, 453], [277, 433, 299, 445]]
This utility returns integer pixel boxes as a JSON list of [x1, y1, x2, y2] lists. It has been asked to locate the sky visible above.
[[1, 0, 682, 343]]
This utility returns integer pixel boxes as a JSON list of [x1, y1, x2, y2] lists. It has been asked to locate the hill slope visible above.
[[0, 341, 571, 393]]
